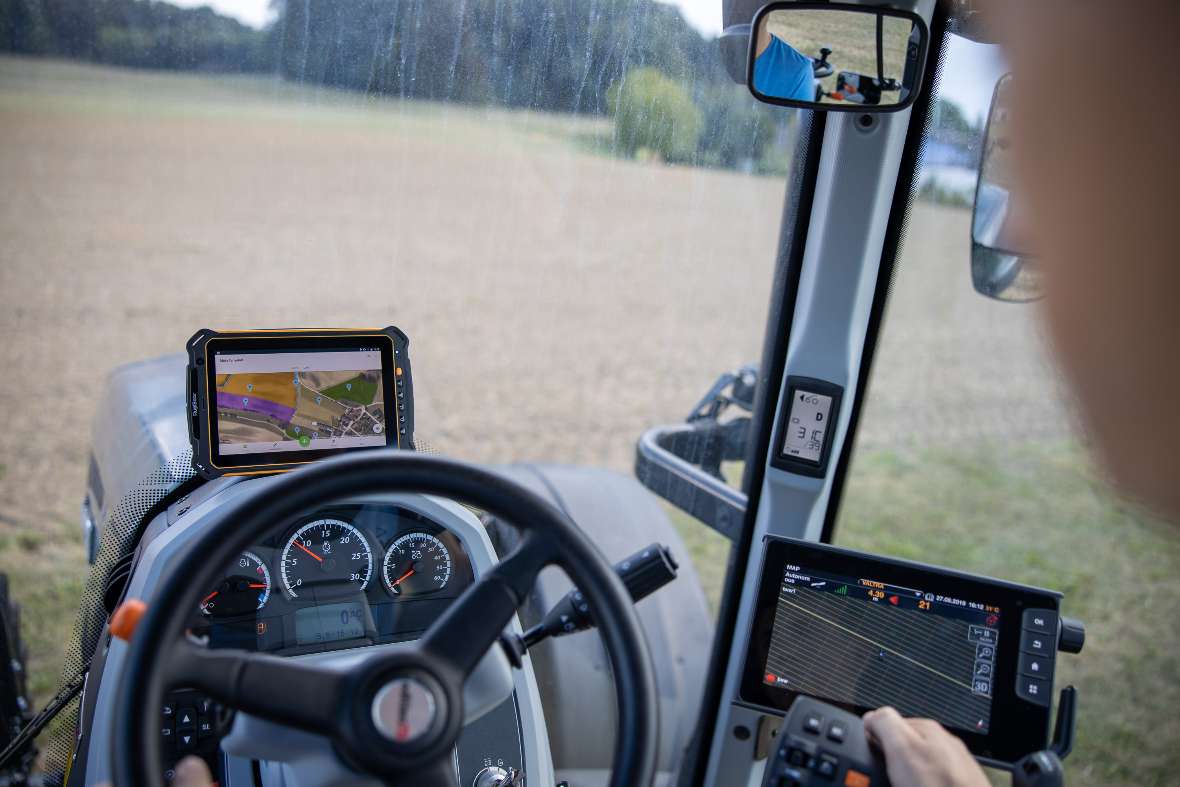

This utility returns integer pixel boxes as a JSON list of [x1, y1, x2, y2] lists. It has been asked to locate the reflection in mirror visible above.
[[971, 74, 1042, 301], [749, 5, 925, 110]]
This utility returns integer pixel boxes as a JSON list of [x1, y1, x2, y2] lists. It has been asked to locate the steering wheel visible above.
[[112, 452, 659, 787]]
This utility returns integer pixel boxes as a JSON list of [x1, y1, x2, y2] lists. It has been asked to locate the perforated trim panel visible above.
[[44, 450, 197, 785]]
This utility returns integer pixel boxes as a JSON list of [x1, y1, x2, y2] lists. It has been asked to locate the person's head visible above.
[[994, 1, 1180, 520]]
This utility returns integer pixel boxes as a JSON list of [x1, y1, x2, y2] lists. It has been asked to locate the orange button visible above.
[[844, 770, 871, 787], [110, 599, 147, 641]]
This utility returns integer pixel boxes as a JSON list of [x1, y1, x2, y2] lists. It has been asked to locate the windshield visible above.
[[0, 0, 792, 725]]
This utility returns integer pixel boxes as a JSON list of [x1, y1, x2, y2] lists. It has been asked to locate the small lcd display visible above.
[[781, 389, 833, 464], [213, 349, 386, 457], [294, 601, 369, 646]]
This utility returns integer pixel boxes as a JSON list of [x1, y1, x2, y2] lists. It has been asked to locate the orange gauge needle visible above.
[[390, 568, 415, 588], [248, 583, 267, 589], [201, 591, 219, 606], [293, 541, 323, 563]]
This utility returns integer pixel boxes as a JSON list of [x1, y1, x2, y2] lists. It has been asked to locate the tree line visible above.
[[0, 0, 269, 70], [0, 0, 795, 172]]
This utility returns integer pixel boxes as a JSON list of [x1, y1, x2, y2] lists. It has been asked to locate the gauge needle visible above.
[[248, 583, 266, 589], [390, 567, 415, 588], [293, 541, 323, 563], [201, 591, 218, 606]]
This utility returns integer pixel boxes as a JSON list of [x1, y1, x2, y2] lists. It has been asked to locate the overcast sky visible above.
[[169, 0, 1003, 121]]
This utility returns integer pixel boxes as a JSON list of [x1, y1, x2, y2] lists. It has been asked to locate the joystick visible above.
[[761, 697, 889, 787]]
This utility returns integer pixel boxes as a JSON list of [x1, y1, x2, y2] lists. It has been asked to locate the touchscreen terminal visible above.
[[741, 537, 1063, 764], [186, 328, 413, 478]]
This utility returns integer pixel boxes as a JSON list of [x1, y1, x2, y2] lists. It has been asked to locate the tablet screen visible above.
[[213, 348, 387, 456]]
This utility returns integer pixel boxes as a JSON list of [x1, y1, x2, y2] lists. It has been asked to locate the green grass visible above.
[[668, 440, 1179, 787], [0, 55, 613, 153], [0, 519, 88, 701], [318, 375, 378, 407]]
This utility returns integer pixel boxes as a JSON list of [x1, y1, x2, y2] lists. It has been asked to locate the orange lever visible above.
[[111, 598, 148, 641]]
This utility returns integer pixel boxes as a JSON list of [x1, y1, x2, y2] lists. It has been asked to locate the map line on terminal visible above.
[[776, 594, 976, 692]]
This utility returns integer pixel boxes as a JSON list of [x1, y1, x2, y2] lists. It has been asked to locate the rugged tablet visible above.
[[186, 328, 413, 478], [741, 537, 1066, 765]]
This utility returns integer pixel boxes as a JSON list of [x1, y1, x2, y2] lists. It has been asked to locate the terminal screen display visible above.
[[760, 561, 1001, 734], [212, 348, 387, 457], [742, 539, 1061, 763]]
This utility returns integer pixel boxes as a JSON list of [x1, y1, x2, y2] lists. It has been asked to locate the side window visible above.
[[833, 36, 1179, 786]]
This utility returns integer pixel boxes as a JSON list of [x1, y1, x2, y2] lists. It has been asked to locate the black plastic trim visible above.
[[635, 424, 747, 541], [820, 0, 951, 544]]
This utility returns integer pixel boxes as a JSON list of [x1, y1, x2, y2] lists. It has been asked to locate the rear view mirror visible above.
[[971, 74, 1042, 301], [747, 2, 928, 112]]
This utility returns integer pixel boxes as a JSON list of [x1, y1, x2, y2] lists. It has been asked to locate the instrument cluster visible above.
[[191, 503, 474, 656]]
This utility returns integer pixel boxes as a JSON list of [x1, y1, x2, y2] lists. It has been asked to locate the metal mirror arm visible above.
[[876, 13, 884, 84]]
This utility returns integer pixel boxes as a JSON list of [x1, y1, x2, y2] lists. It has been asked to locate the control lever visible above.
[[500, 543, 678, 663], [1011, 750, 1064, 787]]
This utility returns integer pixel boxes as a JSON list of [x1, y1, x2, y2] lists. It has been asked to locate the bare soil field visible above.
[[0, 56, 1068, 526]]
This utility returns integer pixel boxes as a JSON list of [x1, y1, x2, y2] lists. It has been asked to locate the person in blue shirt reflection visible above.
[[753, 24, 816, 102]]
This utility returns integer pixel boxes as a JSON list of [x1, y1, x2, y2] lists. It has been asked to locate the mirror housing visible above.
[[746, 1, 928, 112], [970, 74, 1042, 301], [720, 23, 753, 84]]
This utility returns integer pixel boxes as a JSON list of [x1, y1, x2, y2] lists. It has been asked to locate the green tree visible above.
[[607, 67, 703, 164], [696, 84, 780, 171]]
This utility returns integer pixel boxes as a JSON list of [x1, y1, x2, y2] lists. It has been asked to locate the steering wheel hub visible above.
[[371, 675, 441, 745]]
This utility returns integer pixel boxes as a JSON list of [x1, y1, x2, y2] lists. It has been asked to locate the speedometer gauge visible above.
[[383, 532, 453, 597], [200, 551, 271, 618], [281, 519, 373, 598]]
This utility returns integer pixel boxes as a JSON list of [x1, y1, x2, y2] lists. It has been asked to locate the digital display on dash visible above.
[[781, 389, 833, 463], [762, 564, 1001, 735], [212, 349, 386, 457], [294, 601, 370, 646]]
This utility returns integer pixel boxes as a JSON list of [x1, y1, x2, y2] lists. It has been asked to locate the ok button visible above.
[[1023, 608, 1057, 635]]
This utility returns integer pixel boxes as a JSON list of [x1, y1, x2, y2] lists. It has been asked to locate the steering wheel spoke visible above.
[[169, 637, 347, 736], [419, 532, 554, 677]]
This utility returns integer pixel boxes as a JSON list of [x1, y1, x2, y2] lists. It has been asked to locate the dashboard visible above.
[[189, 503, 474, 656]]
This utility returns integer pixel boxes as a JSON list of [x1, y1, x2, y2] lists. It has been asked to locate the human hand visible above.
[[863, 707, 989, 787], [170, 756, 215, 787], [95, 754, 213, 787]]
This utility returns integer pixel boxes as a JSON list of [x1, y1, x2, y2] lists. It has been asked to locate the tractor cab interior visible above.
[[11, 0, 1159, 786]]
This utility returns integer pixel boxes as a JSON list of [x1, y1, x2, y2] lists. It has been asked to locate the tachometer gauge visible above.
[[200, 551, 271, 617], [281, 519, 373, 599], [383, 532, 453, 597]]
